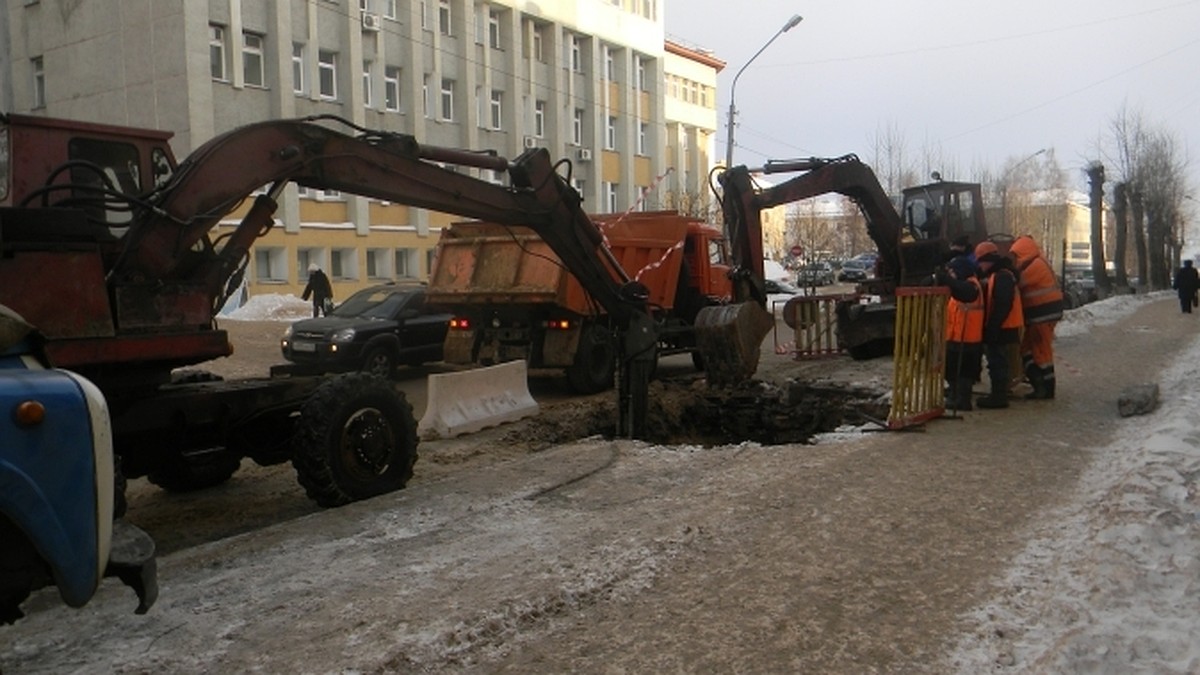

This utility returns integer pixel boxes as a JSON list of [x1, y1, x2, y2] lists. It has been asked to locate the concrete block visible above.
[[418, 360, 539, 440]]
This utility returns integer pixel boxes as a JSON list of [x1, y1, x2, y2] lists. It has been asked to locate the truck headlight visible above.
[[332, 328, 356, 343]]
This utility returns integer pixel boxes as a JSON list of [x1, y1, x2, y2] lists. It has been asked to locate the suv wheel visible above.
[[361, 345, 397, 379]]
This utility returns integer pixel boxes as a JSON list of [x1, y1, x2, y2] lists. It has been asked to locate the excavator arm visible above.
[[110, 115, 654, 436], [115, 116, 636, 321], [719, 156, 907, 288]]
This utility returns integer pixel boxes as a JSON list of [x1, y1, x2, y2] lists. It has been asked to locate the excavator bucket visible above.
[[694, 301, 775, 386]]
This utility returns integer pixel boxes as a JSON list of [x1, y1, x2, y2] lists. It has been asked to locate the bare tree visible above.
[[866, 120, 918, 195], [1085, 162, 1111, 297], [1099, 103, 1190, 290], [1111, 182, 1129, 288]]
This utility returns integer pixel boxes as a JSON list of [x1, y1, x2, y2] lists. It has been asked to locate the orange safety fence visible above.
[[888, 286, 949, 429], [780, 293, 857, 359]]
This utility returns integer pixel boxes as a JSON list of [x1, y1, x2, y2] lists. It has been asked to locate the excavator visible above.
[[1, 111, 722, 621], [716, 155, 988, 359]]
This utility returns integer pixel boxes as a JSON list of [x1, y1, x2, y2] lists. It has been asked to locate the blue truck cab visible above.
[[0, 305, 156, 624]]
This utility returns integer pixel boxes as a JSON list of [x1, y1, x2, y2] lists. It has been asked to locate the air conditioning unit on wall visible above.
[[523, 136, 538, 149], [578, 148, 592, 161], [361, 12, 381, 31]]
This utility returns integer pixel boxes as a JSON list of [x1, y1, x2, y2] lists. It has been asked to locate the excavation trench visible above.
[[503, 379, 891, 450]]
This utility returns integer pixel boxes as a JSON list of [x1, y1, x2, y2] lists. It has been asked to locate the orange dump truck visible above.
[[426, 211, 733, 393]]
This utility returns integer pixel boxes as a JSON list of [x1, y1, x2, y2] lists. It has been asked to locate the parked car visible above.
[[765, 278, 802, 295], [280, 283, 451, 378], [838, 259, 871, 282], [797, 262, 835, 286]]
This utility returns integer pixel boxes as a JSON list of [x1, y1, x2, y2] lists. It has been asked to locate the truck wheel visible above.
[[565, 324, 616, 394], [291, 373, 418, 507], [146, 449, 242, 493], [360, 345, 397, 379]]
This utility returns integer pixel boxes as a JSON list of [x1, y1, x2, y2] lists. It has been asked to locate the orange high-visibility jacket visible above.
[[986, 269, 1024, 330], [1009, 236, 1065, 324], [945, 277, 984, 344]]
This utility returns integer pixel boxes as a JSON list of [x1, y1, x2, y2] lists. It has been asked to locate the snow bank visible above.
[[1057, 291, 1168, 338], [222, 293, 313, 322]]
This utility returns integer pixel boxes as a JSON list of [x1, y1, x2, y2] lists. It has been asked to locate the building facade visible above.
[[1, 0, 723, 301]]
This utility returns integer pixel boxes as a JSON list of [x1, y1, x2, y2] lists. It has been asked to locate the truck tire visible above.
[[360, 345, 397, 379], [565, 324, 616, 394], [291, 373, 418, 507], [146, 449, 242, 493]]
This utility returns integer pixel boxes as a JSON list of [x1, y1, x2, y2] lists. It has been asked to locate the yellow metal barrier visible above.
[[782, 293, 855, 359], [888, 287, 949, 429]]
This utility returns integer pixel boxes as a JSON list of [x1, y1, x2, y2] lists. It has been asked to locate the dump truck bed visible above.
[[427, 212, 696, 316]]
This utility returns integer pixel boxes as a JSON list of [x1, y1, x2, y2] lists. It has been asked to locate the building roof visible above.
[[664, 40, 726, 71]]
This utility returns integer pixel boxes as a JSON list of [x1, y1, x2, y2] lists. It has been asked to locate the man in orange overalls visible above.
[[1009, 235, 1065, 399], [974, 241, 1023, 409]]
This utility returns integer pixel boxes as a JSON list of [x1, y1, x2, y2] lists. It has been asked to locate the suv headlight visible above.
[[331, 328, 356, 343], [282, 325, 294, 339]]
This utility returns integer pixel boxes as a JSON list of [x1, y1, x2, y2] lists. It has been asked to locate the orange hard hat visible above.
[[974, 241, 1000, 259]]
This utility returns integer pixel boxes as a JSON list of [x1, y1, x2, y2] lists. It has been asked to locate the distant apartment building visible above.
[[1, 0, 721, 300]]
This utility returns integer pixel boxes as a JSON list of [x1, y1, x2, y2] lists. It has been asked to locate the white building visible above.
[[1, 0, 720, 298]]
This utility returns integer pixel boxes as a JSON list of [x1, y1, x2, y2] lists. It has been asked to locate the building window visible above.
[[420, 0, 428, 29], [572, 108, 584, 145], [254, 247, 287, 282], [440, 78, 455, 120], [490, 90, 503, 130], [605, 116, 616, 150], [382, 0, 396, 18], [571, 177, 585, 197], [438, 0, 451, 35], [243, 33, 265, 87], [422, 74, 431, 117], [384, 66, 401, 111], [318, 50, 337, 99], [605, 182, 618, 213], [603, 46, 614, 81], [367, 248, 391, 279], [636, 57, 647, 92], [395, 248, 417, 278], [488, 9, 501, 49], [210, 25, 227, 80], [532, 26, 543, 62], [292, 43, 305, 94], [331, 248, 358, 280], [638, 122, 647, 155], [569, 35, 582, 73], [534, 100, 546, 137], [362, 61, 373, 107], [297, 248, 325, 278], [31, 56, 45, 108]]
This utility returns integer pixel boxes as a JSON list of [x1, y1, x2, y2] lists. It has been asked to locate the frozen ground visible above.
[[946, 290, 1200, 672], [3, 291, 1198, 673]]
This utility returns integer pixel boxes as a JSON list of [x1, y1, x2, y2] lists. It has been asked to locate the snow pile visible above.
[[221, 293, 313, 321], [1057, 291, 1168, 338]]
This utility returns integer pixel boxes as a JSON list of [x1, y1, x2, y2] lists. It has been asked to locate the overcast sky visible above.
[[663, 0, 1200, 197]]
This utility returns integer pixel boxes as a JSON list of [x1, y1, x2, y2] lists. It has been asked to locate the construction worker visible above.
[[937, 255, 984, 411], [973, 241, 1023, 409], [1009, 235, 1065, 399]]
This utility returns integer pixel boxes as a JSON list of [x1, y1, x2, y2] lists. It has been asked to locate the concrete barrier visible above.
[[418, 360, 539, 440]]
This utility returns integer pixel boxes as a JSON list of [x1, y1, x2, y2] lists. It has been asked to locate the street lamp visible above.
[[1000, 147, 1046, 232], [723, 14, 803, 171]]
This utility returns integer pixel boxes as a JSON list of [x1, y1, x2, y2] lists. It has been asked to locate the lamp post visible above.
[[1000, 147, 1046, 233], [723, 14, 803, 171]]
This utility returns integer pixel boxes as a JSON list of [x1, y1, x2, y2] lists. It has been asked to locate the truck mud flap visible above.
[[693, 302, 774, 386], [417, 360, 539, 439]]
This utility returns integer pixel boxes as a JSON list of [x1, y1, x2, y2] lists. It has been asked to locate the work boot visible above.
[[976, 381, 1009, 409], [1023, 369, 1046, 399], [950, 377, 973, 411], [1025, 367, 1056, 400]]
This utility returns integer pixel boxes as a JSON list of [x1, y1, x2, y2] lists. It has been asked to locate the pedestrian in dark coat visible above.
[[1172, 259, 1199, 314], [302, 264, 333, 317], [973, 241, 1023, 409]]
